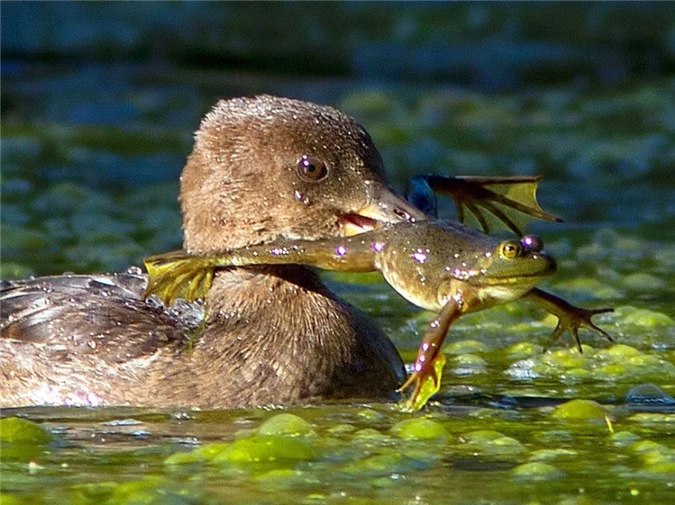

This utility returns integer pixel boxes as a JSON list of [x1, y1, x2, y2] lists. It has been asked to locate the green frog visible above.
[[143, 197, 613, 410]]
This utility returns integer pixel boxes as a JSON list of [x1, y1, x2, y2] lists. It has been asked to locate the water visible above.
[[1, 5, 674, 504]]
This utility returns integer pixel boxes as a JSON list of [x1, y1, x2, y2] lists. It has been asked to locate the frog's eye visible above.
[[521, 235, 544, 252], [297, 155, 329, 182], [499, 240, 522, 260]]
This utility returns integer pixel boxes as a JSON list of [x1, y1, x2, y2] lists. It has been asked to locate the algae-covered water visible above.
[[2, 4, 675, 504]]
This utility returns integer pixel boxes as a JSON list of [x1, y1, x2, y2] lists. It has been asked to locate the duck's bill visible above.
[[341, 181, 426, 237]]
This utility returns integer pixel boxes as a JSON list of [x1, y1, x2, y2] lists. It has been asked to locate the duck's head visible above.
[[180, 95, 424, 253]]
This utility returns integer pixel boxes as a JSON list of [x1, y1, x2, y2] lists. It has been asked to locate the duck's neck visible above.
[[159, 266, 403, 408]]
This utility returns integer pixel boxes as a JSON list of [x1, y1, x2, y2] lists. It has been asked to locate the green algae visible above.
[[0, 417, 52, 445], [390, 418, 450, 441], [622, 273, 667, 291], [543, 349, 588, 369], [507, 343, 675, 385], [506, 341, 543, 359], [3, 403, 675, 504], [550, 399, 608, 422], [610, 431, 641, 448], [528, 448, 578, 462], [444, 339, 489, 355], [213, 435, 317, 465], [352, 427, 391, 445], [512, 461, 565, 480], [164, 443, 230, 465], [0, 494, 24, 505], [258, 413, 317, 438], [617, 307, 675, 328], [551, 277, 624, 299], [452, 353, 488, 374], [341, 451, 430, 477], [458, 430, 527, 458]]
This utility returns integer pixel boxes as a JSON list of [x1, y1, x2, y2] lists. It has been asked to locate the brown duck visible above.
[[0, 95, 425, 408]]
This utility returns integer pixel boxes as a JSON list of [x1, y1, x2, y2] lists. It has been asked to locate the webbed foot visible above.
[[397, 354, 447, 411], [525, 288, 614, 353], [544, 305, 614, 353], [407, 175, 562, 235], [143, 251, 216, 305]]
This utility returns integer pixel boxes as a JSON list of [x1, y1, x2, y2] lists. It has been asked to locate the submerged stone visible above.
[[626, 383, 675, 408]]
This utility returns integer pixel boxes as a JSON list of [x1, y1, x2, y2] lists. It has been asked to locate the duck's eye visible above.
[[499, 240, 522, 260], [297, 155, 328, 182]]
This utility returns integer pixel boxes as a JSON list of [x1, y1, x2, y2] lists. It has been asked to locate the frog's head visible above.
[[468, 234, 556, 305]]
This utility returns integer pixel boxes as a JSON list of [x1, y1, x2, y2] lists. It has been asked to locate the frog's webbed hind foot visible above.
[[525, 288, 614, 353], [406, 175, 562, 235], [397, 354, 447, 412], [544, 305, 614, 353], [143, 251, 216, 306]]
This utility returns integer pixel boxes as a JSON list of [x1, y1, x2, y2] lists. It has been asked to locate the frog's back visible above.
[[383, 220, 499, 268], [374, 221, 497, 310]]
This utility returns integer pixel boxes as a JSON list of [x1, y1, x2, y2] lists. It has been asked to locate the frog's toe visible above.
[[397, 371, 420, 394], [543, 306, 614, 353], [542, 323, 566, 353], [583, 308, 615, 342], [398, 360, 444, 411]]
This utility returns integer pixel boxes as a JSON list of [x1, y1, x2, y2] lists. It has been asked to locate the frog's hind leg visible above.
[[406, 175, 562, 235], [398, 299, 462, 410]]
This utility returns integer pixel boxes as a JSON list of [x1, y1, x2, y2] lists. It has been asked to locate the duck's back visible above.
[[0, 271, 200, 407]]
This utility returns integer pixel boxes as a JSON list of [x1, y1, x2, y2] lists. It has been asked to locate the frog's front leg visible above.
[[398, 297, 463, 410], [406, 175, 562, 235], [524, 288, 614, 352]]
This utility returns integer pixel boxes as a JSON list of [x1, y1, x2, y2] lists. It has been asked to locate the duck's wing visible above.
[[0, 273, 202, 360], [406, 175, 562, 236]]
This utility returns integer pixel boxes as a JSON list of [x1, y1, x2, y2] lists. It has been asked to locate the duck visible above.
[[0, 95, 426, 409]]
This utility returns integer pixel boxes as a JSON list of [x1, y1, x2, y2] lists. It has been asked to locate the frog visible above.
[[142, 175, 613, 410]]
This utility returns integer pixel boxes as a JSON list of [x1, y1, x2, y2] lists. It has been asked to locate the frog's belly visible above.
[[381, 268, 440, 312], [480, 284, 530, 303]]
